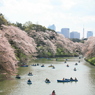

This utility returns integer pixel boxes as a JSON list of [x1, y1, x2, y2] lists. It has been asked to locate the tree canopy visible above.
[[0, 13, 55, 32], [0, 13, 9, 28]]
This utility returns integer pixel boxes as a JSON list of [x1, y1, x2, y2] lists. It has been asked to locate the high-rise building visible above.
[[70, 31, 80, 39], [87, 31, 93, 38], [61, 28, 69, 38], [48, 24, 56, 31]]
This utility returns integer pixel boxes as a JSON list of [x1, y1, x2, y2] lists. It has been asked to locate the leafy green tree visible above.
[[70, 38, 81, 42], [23, 21, 33, 32], [15, 22, 24, 30], [23, 21, 55, 32], [0, 13, 8, 28]]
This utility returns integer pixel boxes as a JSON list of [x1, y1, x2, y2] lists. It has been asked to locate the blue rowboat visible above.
[[57, 79, 78, 82], [45, 80, 51, 83], [21, 65, 28, 67], [41, 65, 44, 67], [57, 79, 70, 82], [74, 68, 77, 71]]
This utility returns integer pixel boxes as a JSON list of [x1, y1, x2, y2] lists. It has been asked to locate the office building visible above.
[[87, 31, 93, 38], [70, 31, 80, 39], [61, 28, 69, 38], [48, 24, 56, 31]]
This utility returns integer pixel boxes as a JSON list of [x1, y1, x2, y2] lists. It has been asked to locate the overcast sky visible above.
[[0, 0, 95, 38]]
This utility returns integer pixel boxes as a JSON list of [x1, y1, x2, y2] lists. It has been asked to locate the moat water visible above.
[[0, 57, 95, 95]]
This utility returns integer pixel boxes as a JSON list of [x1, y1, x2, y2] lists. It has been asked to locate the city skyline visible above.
[[0, 0, 95, 38], [57, 27, 94, 39], [57, 26, 93, 39]]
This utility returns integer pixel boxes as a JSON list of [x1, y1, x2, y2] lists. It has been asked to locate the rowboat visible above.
[[15, 76, 21, 79], [75, 63, 78, 65], [52, 66, 55, 69], [57, 79, 78, 82], [15, 74, 21, 79], [45, 78, 51, 83], [66, 65, 69, 67], [20, 65, 28, 67], [28, 73, 33, 76], [31, 64, 36, 66], [41, 65, 44, 67], [57, 79, 70, 82], [74, 68, 77, 71], [48, 65, 54, 67], [45, 80, 51, 83], [27, 81, 32, 84]]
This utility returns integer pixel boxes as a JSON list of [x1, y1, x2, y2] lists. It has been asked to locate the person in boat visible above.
[[16, 74, 20, 77], [41, 64, 44, 67], [63, 78, 65, 80], [49, 64, 53, 67], [50, 64, 53, 67], [52, 66, 55, 68], [28, 79, 31, 82], [67, 64, 69, 67], [70, 77, 73, 80], [52, 90, 56, 95], [75, 77, 77, 80], [29, 72, 32, 75], [79, 57, 81, 59], [64, 61, 66, 63], [46, 78, 50, 82], [74, 68, 76, 70]]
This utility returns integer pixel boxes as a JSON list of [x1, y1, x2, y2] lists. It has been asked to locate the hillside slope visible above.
[[28, 30, 82, 57]]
